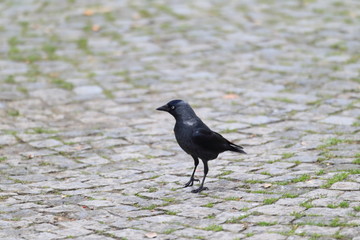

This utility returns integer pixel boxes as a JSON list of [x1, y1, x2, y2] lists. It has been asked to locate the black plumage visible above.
[[156, 99, 246, 193]]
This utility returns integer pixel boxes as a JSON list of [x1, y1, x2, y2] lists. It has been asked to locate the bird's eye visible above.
[[171, 106, 175, 110]]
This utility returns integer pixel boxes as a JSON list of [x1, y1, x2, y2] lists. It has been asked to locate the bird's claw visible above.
[[191, 186, 208, 193], [183, 178, 199, 188]]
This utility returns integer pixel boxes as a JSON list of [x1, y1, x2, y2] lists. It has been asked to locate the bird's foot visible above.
[[183, 178, 200, 188], [191, 186, 208, 193]]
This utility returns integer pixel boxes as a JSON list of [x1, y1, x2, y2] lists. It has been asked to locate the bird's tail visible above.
[[229, 143, 246, 154]]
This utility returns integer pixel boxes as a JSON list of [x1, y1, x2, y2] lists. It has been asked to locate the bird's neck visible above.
[[176, 113, 198, 123]]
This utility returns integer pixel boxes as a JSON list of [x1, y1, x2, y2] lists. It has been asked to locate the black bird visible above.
[[156, 100, 246, 193]]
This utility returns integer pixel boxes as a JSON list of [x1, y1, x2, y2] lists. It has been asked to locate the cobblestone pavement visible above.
[[0, 0, 360, 239]]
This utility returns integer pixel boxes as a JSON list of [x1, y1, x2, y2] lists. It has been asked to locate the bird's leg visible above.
[[191, 160, 209, 193], [184, 156, 200, 188]]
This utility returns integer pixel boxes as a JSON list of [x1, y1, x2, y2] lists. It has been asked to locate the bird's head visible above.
[[156, 99, 196, 119]]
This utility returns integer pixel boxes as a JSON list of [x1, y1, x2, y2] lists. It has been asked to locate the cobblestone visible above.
[[0, 0, 360, 239]]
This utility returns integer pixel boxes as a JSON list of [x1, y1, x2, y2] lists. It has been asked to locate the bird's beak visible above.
[[156, 104, 169, 112]]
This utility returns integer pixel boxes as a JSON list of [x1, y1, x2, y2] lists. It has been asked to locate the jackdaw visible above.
[[156, 99, 246, 193]]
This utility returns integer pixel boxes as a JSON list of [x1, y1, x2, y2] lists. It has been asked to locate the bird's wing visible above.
[[192, 128, 228, 152]]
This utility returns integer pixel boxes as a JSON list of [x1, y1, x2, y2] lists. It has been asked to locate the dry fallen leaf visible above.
[[74, 145, 83, 150], [54, 216, 75, 222], [223, 93, 239, 99], [83, 9, 94, 16], [132, 13, 141, 20], [92, 25, 100, 32], [145, 232, 157, 238]]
